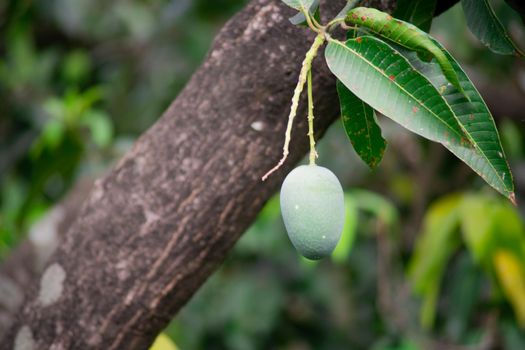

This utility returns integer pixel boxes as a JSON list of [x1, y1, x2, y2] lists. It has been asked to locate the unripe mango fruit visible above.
[[280, 165, 345, 260]]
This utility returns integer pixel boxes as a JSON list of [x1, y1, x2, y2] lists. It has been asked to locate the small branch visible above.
[[307, 69, 318, 165], [262, 33, 325, 180], [301, 6, 323, 33]]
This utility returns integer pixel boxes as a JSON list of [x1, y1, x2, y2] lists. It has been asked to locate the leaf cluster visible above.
[[280, 0, 524, 202]]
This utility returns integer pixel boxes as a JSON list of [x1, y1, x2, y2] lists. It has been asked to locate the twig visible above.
[[262, 34, 325, 181]]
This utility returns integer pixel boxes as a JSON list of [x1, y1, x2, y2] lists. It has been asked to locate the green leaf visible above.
[[41, 119, 65, 149], [394, 0, 437, 32], [446, 253, 481, 340], [493, 249, 525, 327], [82, 110, 113, 148], [398, 41, 515, 199], [325, 36, 471, 167], [289, 0, 319, 26], [461, 0, 524, 56], [501, 120, 524, 158], [408, 194, 462, 328], [502, 321, 525, 350], [460, 195, 497, 264], [43, 97, 65, 121], [459, 194, 525, 265], [149, 333, 179, 350], [281, 0, 315, 12], [349, 189, 398, 230], [345, 7, 465, 95], [337, 80, 386, 168], [458, 193, 525, 326], [331, 194, 358, 263]]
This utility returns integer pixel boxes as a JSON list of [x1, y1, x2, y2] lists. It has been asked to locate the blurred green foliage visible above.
[[1, 1, 525, 349], [0, 0, 247, 254]]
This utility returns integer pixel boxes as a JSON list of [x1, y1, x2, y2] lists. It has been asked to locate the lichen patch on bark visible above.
[[14, 325, 35, 350], [38, 263, 66, 306], [28, 207, 64, 269]]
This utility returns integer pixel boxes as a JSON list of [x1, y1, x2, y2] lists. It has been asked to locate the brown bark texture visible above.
[[0, 179, 93, 341]]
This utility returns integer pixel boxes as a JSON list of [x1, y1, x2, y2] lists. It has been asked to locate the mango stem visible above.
[[262, 33, 325, 181], [307, 69, 318, 165]]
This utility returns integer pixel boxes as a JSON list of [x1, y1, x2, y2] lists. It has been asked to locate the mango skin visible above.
[[280, 165, 345, 260]]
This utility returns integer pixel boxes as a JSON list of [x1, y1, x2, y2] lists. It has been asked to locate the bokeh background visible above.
[[1, 0, 525, 349]]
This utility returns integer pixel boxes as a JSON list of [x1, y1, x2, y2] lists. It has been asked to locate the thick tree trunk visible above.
[[3, 0, 470, 348]]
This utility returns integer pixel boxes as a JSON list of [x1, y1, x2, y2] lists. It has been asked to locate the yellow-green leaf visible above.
[[408, 194, 463, 328], [149, 333, 179, 350], [493, 250, 525, 327], [331, 194, 358, 263]]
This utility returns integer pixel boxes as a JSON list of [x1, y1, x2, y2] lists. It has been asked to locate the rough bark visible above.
[[0, 179, 93, 341], [3, 0, 476, 348]]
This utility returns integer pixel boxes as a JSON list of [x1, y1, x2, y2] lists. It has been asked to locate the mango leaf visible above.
[[408, 194, 462, 328], [394, 0, 438, 32], [460, 195, 497, 264], [502, 319, 525, 348], [40, 119, 65, 150], [350, 189, 398, 231], [501, 119, 524, 158], [289, 0, 320, 26], [82, 110, 113, 148], [446, 253, 482, 340], [398, 41, 515, 199], [325, 36, 473, 168], [459, 194, 525, 326], [493, 250, 525, 327], [331, 194, 358, 263], [281, 0, 315, 12], [475, 199, 525, 326], [149, 333, 179, 350], [460, 195, 523, 262], [491, 203, 525, 260], [461, 0, 524, 56], [337, 80, 386, 169], [345, 7, 464, 95]]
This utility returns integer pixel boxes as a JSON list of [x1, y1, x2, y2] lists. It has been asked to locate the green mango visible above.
[[280, 165, 345, 260]]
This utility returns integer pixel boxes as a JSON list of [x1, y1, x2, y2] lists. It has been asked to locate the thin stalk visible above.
[[302, 6, 323, 33], [310, 13, 324, 31], [307, 69, 317, 165], [262, 33, 325, 181]]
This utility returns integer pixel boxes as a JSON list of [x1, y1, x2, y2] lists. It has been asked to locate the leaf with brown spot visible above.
[[395, 39, 515, 199], [325, 36, 470, 158], [345, 7, 465, 95], [337, 80, 386, 169]]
